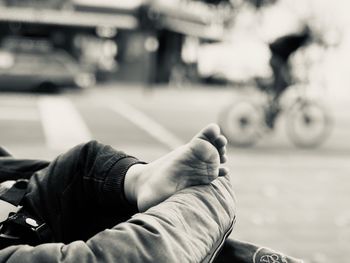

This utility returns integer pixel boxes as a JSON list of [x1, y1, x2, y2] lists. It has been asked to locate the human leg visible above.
[[20, 124, 229, 242], [22, 141, 143, 242], [1, 169, 236, 263], [125, 123, 229, 212]]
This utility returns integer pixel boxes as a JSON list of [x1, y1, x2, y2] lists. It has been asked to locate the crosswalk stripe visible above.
[[0, 106, 38, 121], [38, 97, 92, 150], [109, 99, 184, 150]]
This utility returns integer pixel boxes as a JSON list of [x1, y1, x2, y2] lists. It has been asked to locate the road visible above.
[[1, 83, 349, 262]]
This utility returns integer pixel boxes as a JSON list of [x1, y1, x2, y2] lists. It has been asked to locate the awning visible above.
[[148, 0, 230, 41], [0, 6, 138, 29]]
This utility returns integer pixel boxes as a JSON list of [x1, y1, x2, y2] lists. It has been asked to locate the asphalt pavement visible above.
[[0, 83, 349, 262]]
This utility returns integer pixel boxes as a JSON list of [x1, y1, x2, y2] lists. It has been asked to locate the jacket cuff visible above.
[[103, 156, 145, 214]]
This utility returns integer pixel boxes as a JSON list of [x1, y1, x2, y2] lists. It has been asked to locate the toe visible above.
[[214, 135, 228, 149], [220, 154, 228, 164], [218, 147, 226, 156], [195, 123, 221, 142], [218, 167, 229, 177]]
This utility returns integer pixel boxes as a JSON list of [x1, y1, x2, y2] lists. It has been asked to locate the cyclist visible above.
[[243, 0, 314, 127]]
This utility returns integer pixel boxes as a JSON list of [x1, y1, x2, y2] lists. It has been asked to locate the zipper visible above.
[[203, 215, 236, 263]]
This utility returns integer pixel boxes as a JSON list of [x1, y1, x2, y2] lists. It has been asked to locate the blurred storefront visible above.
[[0, 0, 234, 87]]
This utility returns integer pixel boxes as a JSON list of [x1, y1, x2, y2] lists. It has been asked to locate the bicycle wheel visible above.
[[219, 100, 264, 147], [286, 100, 332, 148]]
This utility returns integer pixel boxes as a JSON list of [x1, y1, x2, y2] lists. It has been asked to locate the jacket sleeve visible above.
[[22, 140, 145, 242], [0, 175, 236, 263]]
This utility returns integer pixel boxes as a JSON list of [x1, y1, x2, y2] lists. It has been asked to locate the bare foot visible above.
[[125, 123, 229, 212]]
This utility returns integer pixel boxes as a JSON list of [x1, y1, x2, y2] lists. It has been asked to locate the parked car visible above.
[[0, 39, 95, 92]]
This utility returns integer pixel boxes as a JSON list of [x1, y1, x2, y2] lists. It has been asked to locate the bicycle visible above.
[[218, 42, 333, 148]]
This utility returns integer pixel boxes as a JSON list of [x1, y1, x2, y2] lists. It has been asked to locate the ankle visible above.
[[124, 163, 147, 206]]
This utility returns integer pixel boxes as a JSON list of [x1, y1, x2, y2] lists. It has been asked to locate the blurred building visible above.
[[0, 0, 234, 86]]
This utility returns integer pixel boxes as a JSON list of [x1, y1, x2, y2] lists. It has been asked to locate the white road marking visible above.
[[38, 97, 92, 150], [110, 99, 184, 150], [0, 106, 38, 121]]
